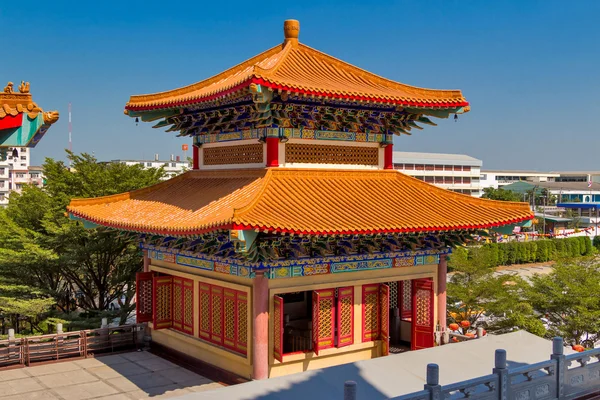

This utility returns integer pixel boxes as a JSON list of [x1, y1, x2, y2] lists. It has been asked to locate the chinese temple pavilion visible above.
[[67, 20, 532, 380], [0, 81, 59, 153]]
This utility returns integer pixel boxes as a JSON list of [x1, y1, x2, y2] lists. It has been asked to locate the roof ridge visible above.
[[254, 41, 294, 79], [294, 43, 465, 101], [231, 168, 276, 226]]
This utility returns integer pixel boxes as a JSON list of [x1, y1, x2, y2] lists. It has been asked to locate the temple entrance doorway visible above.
[[384, 278, 435, 355]]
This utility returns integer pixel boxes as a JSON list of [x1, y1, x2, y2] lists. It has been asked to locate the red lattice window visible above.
[[312, 289, 335, 355], [198, 282, 248, 356], [172, 277, 194, 335], [336, 287, 354, 348], [274, 295, 283, 362], [136, 272, 153, 323], [152, 276, 173, 330], [362, 284, 380, 342]]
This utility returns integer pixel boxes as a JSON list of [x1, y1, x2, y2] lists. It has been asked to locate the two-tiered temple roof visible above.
[[69, 20, 532, 239], [68, 169, 531, 236]]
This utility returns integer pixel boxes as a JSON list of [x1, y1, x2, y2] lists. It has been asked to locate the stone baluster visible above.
[[424, 363, 442, 398], [550, 337, 565, 399], [344, 380, 357, 400], [493, 349, 508, 400]]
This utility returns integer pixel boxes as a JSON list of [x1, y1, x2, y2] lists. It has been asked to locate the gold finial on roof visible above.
[[283, 19, 300, 43]]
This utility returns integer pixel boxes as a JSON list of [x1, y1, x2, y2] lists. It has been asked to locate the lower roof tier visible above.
[[67, 169, 533, 236]]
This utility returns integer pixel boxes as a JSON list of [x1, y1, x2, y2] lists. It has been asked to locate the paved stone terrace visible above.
[[0, 350, 222, 399]]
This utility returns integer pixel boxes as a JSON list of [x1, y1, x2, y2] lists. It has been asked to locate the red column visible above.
[[265, 137, 279, 167], [437, 255, 448, 330], [252, 272, 269, 379], [383, 143, 393, 169], [143, 250, 150, 273], [192, 145, 200, 170]]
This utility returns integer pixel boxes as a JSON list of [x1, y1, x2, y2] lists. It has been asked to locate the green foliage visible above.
[[593, 236, 600, 252], [0, 151, 165, 334], [481, 187, 523, 202], [528, 260, 600, 346], [447, 247, 545, 336], [453, 237, 594, 269]]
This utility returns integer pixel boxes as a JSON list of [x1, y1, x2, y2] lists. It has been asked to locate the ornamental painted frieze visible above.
[[144, 244, 449, 280], [194, 127, 390, 144]]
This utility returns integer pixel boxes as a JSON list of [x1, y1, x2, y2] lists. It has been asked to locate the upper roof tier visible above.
[[0, 81, 59, 148], [125, 20, 468, 112], [68, 169, 531, 236]]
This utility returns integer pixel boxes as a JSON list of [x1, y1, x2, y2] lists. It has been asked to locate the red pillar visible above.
[[437, 255, 448, 330], [265, 137, 279, 167], [252, 272, 269, 379], [192, 145, 200, 170], [143, 250, 150, 272], [383, 143, 393, 169]]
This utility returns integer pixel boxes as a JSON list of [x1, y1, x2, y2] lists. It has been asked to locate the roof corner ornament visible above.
[[18, 81, 30, 94], [4, 82, 14, 94]]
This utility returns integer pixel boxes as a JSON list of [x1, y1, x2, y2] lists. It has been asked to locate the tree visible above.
[[447, 247, 545, 336], [481, 187, 523, 202], [528, 260, 600, 346], [1, 151, 165, 324]]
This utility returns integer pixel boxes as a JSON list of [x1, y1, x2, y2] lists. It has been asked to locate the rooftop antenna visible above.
[[68, 102, 72, 166]]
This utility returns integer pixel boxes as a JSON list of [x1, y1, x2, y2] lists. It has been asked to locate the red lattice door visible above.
[[380, 284, 390, 356], [198, 283, 211, 341], [152, 276, 173, 329], [210, 285, 224, 345], [411, 278, 434, 350], [312, 289, 335, 355], [273, 295, 284, 362], [136, 272, 153, 323], [336, 287, 354, 348]]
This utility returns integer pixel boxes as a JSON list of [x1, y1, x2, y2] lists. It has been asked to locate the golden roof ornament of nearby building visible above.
[[0, 81, 59, 123]]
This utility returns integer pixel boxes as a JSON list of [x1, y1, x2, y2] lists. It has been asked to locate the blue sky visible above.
[[2, 1, 599, 170]]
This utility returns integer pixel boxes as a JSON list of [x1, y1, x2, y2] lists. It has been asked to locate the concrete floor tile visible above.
[[6, 377, 44, 394], [87, 363, 148, 379], [94, 354, 130, 366], [3, 390, 59, 399], [0, 369, 29, 382], [126, 384, 192, 398], [120, 351, 156, 362], [27, 362, 81, 376], [73, 358, 107, 368], [134, 358, 178, 372], [107, 372, 175, 391], [94, 394, 132, 400], [155, 367, 210, 384], [36, 369, 98, 388], [186, 381, 225, 392], [53, 381, 119, 400]]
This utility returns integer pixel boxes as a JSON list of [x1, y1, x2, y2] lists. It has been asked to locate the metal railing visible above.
[[0, 324, 142, 369], [342, 337, 600, 400]]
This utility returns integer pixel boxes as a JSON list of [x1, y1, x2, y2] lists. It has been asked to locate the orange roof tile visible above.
[[125, 21, 468, 111], [68, 169, 531, 236]]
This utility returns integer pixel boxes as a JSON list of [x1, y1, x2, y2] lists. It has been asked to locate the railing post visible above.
[[7, 329, 15, 363], [492, 349, 508, 400], [424, 363, 442, 399], [344, 380, 357, 400], [550, 337, 565, 399]]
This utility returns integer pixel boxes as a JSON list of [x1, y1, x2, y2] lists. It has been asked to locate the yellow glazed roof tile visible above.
[[125, 21, 467, 111], [68, 169, 532, 236]]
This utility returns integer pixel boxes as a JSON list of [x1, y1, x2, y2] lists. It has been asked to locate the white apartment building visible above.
[[393, 151, 483, 197], [0, 147, 44, 207], [109, 154, 190, 179]]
